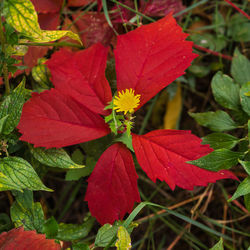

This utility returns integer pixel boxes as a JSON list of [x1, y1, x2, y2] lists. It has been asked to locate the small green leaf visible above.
[[3, 0, 81, 44], [240, 82, 250, 116], [42, 217, 58, 239], [10, 190, 45, 232], [188, 149, 243, 171], [231, 49, 250, 86], [0, 156, 52, 191], [211, 72, 240, 110], [239, 160, 250, 175], [56, 216, 95, 241], [115, 133, 134, 152], [0, 79, 26, 135], [202, 133, 239, 150], [32, 60, 51, 89], [72, 243, 90, 250], [115, 226, 132, 250], [210, 238, 224, 250], [95, 223, 118, 247], [189, 111, 238, 132], [30, 146, 84, 169], [229, 176, 250, 201]]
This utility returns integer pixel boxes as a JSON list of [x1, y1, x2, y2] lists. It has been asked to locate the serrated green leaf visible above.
[[189, 110, 238, 132], [0, 79, 26, 135], [0, 156, 52, 191], [30, 146, 84, 169], [3, 0, 81, 44], [10, 190, 45, 232], [202, 133, 239, 150], [240, 82, 250, 116], [229, 176, 250, 201], [239, 160, 250, 175], [188, 149, 243, 171], [0, 171, 23, 191], [211, 72, 240, 110], [56, 216, 94, 241], [231, 49, 250, 86], [244, 193, 250, 212], [0, 115, 9, 134], [42, 217, 58, 239], [115, 226, 132, 250], [210, 238, 223, 250]]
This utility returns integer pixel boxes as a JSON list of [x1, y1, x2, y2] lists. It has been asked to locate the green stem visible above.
[[0, 17, 10, 95]]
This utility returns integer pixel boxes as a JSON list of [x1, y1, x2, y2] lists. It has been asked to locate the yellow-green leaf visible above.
[[115, 226, 132, 250], [4, 0, 82, 44]]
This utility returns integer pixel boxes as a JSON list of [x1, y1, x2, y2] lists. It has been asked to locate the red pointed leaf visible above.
[[17, 89, 110, 148], [46, 44, 112, 115], [31, 0, 62, 13], [38, 13, 60, 30], [133, 130, 237, 190], [73, 12, 114, 47], [0, 227, 60, 250], [85, 143, 140, 225], [115, 14, 197, 109], [67, 0, 95, 7]]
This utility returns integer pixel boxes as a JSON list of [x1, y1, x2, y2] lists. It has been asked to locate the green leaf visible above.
[[240, 82, 250, 116], [0, 171, 23, 191], [32, 59, 51, 89], [189, 111, 238, 132], [3, 0, 81, 44], [115, 133, 134, 152], [211, 72, 240, 110], [10, 190, 45, 232], [229, 176, 250, 201], [42, 217, 58, 239], [0, 156, 52, 191], [115, 226, 132, 250], [231, 49, 250, 86], [0, 79, 26, 135], [188, 149, 243, 171], [244, 193, 250, 212], [210, 238, 224, 250], [72, 243, 90, 250], [0, 115, 9, 134], [56, 216, 95, 241], [202, 133, 239, 150], [30, 146, 84, 169], [239, 160, 250, 175], [65, 157, 95, 181]]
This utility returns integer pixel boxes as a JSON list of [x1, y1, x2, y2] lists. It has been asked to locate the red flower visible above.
[[17, 14, 237, 225]]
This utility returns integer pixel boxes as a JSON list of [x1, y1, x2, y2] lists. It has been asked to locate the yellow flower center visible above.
[[113, 89, 141, 115]]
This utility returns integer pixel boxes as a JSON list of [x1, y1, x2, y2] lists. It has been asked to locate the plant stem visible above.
[[224, 0, 250, 19], [0, 17, 10, 95]]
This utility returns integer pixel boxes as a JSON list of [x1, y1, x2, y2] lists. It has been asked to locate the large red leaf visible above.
[[46, 43, 112, 115], [85, 143, 140, 225], [31, 0, 62, 13], [67, 0, 95, 7], [132, 130, 237, 190], [0, 227, 60, 250], [115, 14, 197, 109], [17, 89, 110, 148]]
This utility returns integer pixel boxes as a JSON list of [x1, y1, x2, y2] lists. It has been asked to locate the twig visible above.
[[224, 0, 250, 19]]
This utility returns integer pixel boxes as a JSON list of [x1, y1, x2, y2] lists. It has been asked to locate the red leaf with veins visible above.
[[17, 89, 110, 148], [46, 43, 112, 115], [133, 130, 237, 190], [115, 14, 197, 109], [68, 0, 95, 7], [85, 143, 140, 225], [31, 0, 62, 13], [0, 227, 60, 250]]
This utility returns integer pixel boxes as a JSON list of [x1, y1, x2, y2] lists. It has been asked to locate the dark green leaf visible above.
[[231, 49, 250, 86], [42, 217, 58, 238], [0, 79, 26, 135], [211, 72, 240, 110], [30, 146, 84, 169], [229, 177, 250, 201], [72, 243, 90, 250], [56, 216, 95, 241], [10, 190, 45, 232], [0, 156, 52, 191], [202, 133, 239, 150], [210, 238, 224, 250], [189, 111, 238, 132], [244, 193, 250, 212], [188, 149, 243, 171], [240, 82, 250, 116], [239, 160, 250, 175]]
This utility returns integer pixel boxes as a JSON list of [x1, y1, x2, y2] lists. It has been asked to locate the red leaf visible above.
[[67, 0, 95, 7], [46, 43, 112, 115], [31, 0, 62, 13], [132, 130, 237, 190], [140, 0, 185, 17], [17, 89, 110, 148], [85, 143, 140, 225], [115, 14, 197, 109], [38, 13, 60, 30], [73, 12, 114, 47], [0, 227, 60, 250]]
